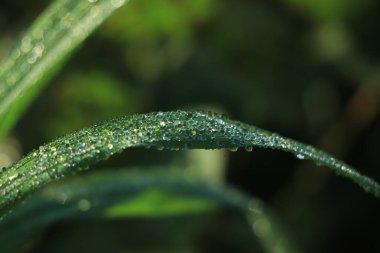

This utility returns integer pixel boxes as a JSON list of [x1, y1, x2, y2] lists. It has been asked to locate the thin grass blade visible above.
[[0, 169, 298, 253], [0, 0, 129, 138], [1, 111, 379, 217]]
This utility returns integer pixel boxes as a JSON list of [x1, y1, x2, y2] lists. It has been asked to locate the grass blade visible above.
[[0, 169, 298, 253], [1, 111, 379, 217], [0, 0, 128, 138]]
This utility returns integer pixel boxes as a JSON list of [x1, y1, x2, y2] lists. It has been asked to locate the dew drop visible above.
[[33, 29, 45, 40], [5, 74, 18, 86], [8, 172, 19, 181], [228, 147, 238, 152], [27, 43, 45, 64], [20, 36, 32, 53], [245, 146, 253, 152], [296, 154, 305, 160], [60, 12, 73, 28], [108, 143, 113, 150], [90, 6, 101, 18], [111, 0, 126, 8]]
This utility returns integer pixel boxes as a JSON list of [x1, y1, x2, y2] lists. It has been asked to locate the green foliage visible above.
[[0, 169, 297, 253], [0, 0, 129, 138], [0, 0, 379, 252], [1, 111, 379, 216]]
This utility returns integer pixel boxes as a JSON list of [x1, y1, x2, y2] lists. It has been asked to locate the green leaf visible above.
[[1, 111, 379, 217], [0, 0, 129, 138], [0, 169, 298, 253], [105, 188, 215, 217]]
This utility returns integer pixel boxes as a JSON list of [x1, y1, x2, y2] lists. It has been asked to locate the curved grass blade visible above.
[[1, 111, 379, 215], [0, 0, 129, 138], [0, 169, 298, 253]]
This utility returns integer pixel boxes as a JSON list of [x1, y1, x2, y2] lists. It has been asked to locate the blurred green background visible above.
[[1, 0, 380, 252]]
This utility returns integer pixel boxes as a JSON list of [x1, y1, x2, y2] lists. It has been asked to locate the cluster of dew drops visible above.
[[0, 111, 291, 196], [2, 110, 373, 213], [0, 111, 260, 208]]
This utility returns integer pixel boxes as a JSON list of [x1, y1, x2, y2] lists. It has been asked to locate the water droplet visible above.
[[111, 0, 127, 8], [20, 36, 32, 53], [160, 121, 166, 127], [33, 29, 45, 40], [245, 146, 253, 152], [296, 154, 305, 160], [90, 6, 102, 19], [27, 43, 45, 64], [6, 74, 18, 86], [108, 143, 113, 150], [8, 172, 19, 181], [228, 147, 238, 152], [60, 11, 73, 28]]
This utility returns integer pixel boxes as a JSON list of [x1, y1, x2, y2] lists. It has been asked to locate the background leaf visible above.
[[0, 169, 298, 253], [0, 0, 129, 138]]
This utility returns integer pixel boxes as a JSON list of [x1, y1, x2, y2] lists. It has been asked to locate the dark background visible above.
[[1, 0, 380, 252]]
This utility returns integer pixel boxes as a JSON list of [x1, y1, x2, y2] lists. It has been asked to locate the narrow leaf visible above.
[[0, 0, 129, 138], [1, 111, 379, 217], [0, 169, 298, 253]]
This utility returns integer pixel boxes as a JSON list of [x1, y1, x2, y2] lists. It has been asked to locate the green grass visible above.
[[0, 0, 128, 138], [1, 110, 379, 216], [0, 0, 378, 253]]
